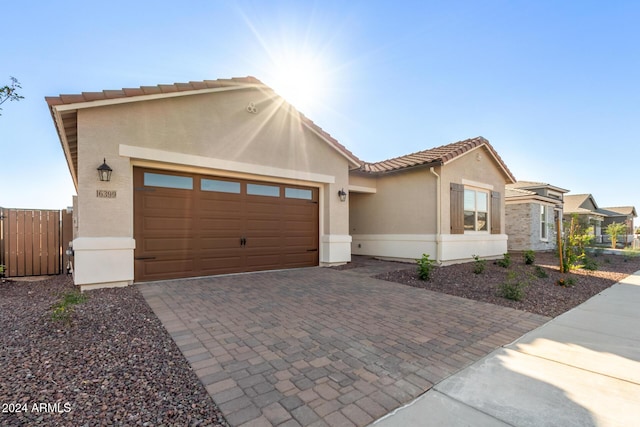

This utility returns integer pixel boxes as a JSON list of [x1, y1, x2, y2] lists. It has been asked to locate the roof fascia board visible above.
[[52, 108, 79, 190], [50, 85, 256, 112]]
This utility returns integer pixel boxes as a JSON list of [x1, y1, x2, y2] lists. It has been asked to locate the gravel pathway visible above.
[[0, 275, 228, 427]]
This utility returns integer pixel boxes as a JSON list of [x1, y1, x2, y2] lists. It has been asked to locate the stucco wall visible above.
[[77, 88, 350, 239], [440, 146, 508, 235], [349, 168, 436, 235], [349, 145, 510, 263], [71, 87, 353, 287]]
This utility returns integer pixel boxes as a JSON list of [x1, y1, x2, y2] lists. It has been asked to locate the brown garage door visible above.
[[133, 167, 319, 282]]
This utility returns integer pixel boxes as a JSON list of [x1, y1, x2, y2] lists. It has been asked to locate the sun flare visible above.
[[267, 53, 329, 113]]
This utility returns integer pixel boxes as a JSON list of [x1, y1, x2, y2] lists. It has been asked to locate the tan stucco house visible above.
[[349, 138, 516, 264], [47, 77, 516, 289], [505, 181, 568, 251]]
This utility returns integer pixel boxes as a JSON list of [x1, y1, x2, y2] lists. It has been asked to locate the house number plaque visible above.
[[96, 190, 117, 198]]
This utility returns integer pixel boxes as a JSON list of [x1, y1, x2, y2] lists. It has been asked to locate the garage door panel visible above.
[[246, 254, 282, 270], [200, 256, 244, 274], [143, 195, 193, 210], [142, 258, 195, 275], [142, 237, 196, 252], [200, 237, 244, 250], [283, 252, 318, 265], [142, 217, 194, 232], [199, 218, 243, 233], [134, 167, 318, 281]]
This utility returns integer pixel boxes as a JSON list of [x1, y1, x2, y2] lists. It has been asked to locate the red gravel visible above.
[[376, 251, 640, 318], [0, 275, 228, 427]]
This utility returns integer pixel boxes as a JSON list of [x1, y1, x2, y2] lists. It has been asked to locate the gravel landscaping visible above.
[[374, 250, 640, 318], [2, 249, 638, 426], [0, 275, 228, 427]]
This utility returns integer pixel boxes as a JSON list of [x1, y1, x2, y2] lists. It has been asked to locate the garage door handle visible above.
[[135, 256, 156, 260], [240, 237, 247, 246]]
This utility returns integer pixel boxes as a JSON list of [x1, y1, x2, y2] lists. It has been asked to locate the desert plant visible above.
[[416, 253, 435, 281], [561, 214, 594, 272], [581, 256, 598, 271], [556, 276, 576, 287], [605, 222, 627, 249], [523, 250, 535, 265], [496, 253, 511, 268], [51, 291, 87, 324], [498, 271, 527, 301], [472, 254, 486, 274], [533, 265, 548, 278]]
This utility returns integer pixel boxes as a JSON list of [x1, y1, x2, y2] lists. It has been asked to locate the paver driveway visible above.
[[138, 264, 548, 427]]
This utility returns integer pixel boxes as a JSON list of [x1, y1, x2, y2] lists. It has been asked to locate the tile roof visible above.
[[45, 77, 266, 107], [358, 136, 516, 182], [46, 77, 362, 189]]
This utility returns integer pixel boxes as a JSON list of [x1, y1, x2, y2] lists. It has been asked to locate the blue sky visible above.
[[1, 1, 638, 226]]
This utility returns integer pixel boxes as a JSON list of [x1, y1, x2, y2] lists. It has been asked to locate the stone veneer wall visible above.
[[507, 202, 557, 251], [506, 203, 532, 251]]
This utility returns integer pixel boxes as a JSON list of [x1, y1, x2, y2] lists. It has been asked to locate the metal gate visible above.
[[0, 208, 72, 277]]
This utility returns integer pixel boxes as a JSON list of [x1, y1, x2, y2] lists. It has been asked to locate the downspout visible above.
[[430, 167, 442, 264]]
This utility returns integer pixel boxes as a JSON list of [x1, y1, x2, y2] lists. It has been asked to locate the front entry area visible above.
[[133, 167, 319, 282]]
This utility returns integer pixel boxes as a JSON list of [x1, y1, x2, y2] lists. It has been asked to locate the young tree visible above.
[[0, 76, 24, 115], [605, 222, 627, 249]]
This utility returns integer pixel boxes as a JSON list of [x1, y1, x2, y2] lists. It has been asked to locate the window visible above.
[[540, 205, 548, 240], [285, 187, 312, 200], [144, 172, 193, 189], [464, 189, 488, 231], [201, 178, 241, 194], [247, 183, 280, 197]]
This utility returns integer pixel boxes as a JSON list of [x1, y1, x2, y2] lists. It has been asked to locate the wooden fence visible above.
[[0, 208, 73, 277]]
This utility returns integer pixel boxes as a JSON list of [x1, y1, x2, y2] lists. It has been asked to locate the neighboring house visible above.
[[599, 206, 637, 245], [47, 77, 516, 289], [348, 137, 516, 265], [563, 194, 605, 240], [564, 194, 637, 245], [47, 77, 360, 289], [505, 181, 569, 251]]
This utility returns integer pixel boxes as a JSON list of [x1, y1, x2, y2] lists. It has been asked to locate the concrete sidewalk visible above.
[[373, 270, 640, 427]]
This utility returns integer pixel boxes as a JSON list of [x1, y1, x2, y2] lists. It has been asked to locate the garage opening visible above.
[[133, 167, 319, 282]]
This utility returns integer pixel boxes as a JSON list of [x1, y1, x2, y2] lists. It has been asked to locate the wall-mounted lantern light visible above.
[[338, 188, 347, 202], [97, 158, 113, 182]]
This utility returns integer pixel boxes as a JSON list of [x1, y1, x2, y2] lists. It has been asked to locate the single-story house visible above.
[[598, 206, 637, 245], [563, 194, 605, 239], [563, 194, 637, 245], [47, 77, 516, 289], [505, 181, 568, 251], [349, 138, 516, 264]]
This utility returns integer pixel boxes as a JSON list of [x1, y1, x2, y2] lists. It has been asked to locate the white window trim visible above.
[[540, 204, 549, 241], [464, 187, 490, 234]]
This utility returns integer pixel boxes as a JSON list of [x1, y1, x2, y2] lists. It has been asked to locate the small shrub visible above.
[[0, 264, 4, 277], [416, 253, 435, 281], [498, 271, 527, 301], [472, 254, 486, 274], [556, 276, 576, 287], [593, 247, 604, 258], [533, 265, 548, 278], [581, 256, 598, 271], [496, 253, 511, 268], [523, 250, 535, 265], [51, 291, 87, 323]]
